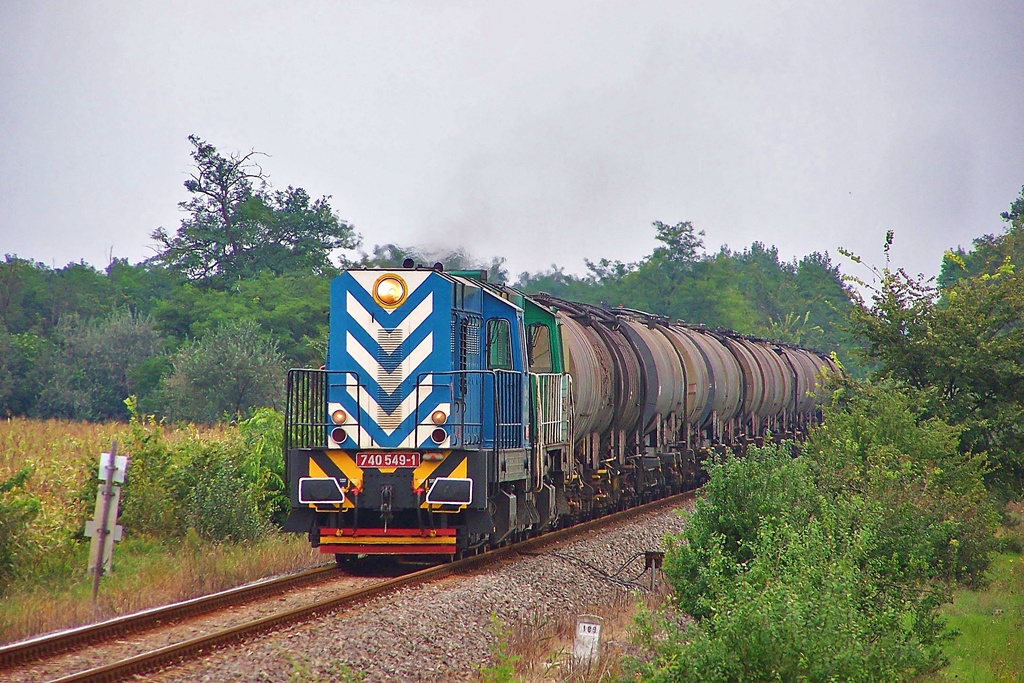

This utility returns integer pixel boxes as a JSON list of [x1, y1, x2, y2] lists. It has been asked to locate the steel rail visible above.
[[0, 564, 339, 670], [41, 490, 694, 683]]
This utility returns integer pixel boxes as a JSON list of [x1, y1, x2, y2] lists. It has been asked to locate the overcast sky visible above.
[[2, 1, 1022, 285]]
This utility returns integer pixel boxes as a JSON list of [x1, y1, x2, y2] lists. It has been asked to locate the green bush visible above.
[[120, 399, 179, 537], [639, 515, 949, 682], [804, 382, 998, 585], [630, 382, 998, 682], [664, 443, 817, 620], [120, 399, 285, 542], [239, 408, 288, 526], [171, 439, 271, 542]]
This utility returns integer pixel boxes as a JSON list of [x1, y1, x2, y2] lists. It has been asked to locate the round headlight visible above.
[[431, 410, 447, 425], [374, 275, 406, 306], [330, 427, 346, 444], [430, 428, 448, 444], [331, 409, 348, 425]]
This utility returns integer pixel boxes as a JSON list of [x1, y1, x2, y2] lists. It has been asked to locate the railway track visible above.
[[1, 491, 693, 683], [0, 563, 348, 669]]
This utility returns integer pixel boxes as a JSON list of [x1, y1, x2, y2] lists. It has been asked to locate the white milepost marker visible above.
[[573, 615, 603, 666]]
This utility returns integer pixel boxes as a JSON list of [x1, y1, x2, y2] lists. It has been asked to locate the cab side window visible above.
[[486, 319, 513, 370], [527, 323, 552, 373]]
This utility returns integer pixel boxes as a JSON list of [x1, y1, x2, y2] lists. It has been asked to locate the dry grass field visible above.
[[0, 417, 322, 644]]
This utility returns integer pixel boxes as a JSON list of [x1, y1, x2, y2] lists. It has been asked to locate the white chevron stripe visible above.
[[346, 331, 433, 396], [347, 291, 434, 352], [346, 375, 444, 437]]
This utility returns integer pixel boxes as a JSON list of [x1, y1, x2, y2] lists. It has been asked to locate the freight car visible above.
[[282, 263, 835, 559]]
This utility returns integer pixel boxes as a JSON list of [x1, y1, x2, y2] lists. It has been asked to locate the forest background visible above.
[[4, 135, 1023, 491], [0, 136, 865, 425]]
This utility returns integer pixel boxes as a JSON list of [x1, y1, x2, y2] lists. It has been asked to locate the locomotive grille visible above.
[[460, 317, 481, 367], [377, 327, 404, 429], [466, 320, 480, 354], [376, 327, 404, 354]]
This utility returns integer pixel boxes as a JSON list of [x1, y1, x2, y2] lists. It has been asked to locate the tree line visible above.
[[2, 136, 1020, 489], [0, 135, 864, 424]]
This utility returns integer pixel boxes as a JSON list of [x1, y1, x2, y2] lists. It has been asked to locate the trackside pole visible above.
[[86, 440, 127, 606], [644, 550, 665, 590]]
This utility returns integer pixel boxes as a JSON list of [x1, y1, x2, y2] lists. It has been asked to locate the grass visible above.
[[931, 501, 1024, 682], [0, 531, 321, 644], [481, 582, 675, 682], [932, 552, 1024, 682], [0, 417, 323, 645], [0, 417, 231, 540]]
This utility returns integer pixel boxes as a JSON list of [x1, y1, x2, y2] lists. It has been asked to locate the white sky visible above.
[[1, 1, 1022, 283]]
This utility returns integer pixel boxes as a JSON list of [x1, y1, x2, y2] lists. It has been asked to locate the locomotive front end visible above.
[[283, 266, 533, 559], [285, 269, 467, 556]]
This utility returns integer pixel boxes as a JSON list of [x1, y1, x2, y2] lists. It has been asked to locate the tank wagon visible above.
[[283, 264, 835, 559]]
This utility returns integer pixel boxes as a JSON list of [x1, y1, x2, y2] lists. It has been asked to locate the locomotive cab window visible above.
[[528, 323, 552, 373], [486, 319, 513, 370]]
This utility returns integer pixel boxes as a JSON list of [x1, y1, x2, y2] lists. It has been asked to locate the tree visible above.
[[150, 136, 359, 285], [514, 264, 599, 301], [161, 320, 285, 423], [938, 186, 1024, 290], [847, 217, 1024, 490], [35, 310, 165, 420], [651, 219, 705, 266], [0, 256, 120, 337], [513, 219, 857, 362]]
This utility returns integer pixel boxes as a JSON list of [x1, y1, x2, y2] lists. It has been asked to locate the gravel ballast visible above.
[[149, 502, 692, 682]]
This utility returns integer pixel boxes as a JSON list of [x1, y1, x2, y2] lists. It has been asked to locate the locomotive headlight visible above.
[[331, 409, 348, 425], [430, 409, 447, 425], [373, 275, 407, 307]]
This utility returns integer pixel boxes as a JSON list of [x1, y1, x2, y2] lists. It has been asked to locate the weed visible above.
[[479, 613, 522, 683], [0, 468, 41, 591], [283, 651, 365, 683]]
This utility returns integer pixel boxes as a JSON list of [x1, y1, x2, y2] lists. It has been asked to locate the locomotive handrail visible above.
[[410, 379, 459, 444], [420, 369, 526, 456], [288, 368, 471, 453], [416, 370, 487, 449], [529, 372, 573, 492], [287, 366, 526, 457], [327, 372, 366, 448], [285, 369, 363, 483], [411, 374, 480, 448]]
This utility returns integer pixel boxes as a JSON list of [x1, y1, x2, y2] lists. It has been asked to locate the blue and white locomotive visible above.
[[283, 263, 834, 559], [283, 263, 571, 557]]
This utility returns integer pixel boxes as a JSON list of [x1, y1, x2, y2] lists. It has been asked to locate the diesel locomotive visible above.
[[282, 263, 835, 559]]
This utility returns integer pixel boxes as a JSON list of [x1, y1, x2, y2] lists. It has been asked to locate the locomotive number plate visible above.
[[356, 452, 421, 468]]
